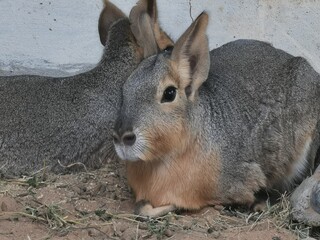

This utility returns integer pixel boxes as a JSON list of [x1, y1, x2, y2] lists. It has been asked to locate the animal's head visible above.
[[113, 12, 210, 162], [98, 0, 173, 60]]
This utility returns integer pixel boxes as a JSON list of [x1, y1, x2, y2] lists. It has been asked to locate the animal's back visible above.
[[0, 19, 138, 177], [0, 71, 112, 176], [203, 39, 320, 193]]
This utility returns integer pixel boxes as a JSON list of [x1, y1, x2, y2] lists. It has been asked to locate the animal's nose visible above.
[[122, 132, 136, 146], [113, 114, 136, 146]]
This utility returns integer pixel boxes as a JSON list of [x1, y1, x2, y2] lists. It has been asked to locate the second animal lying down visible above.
[[0, 0, 172, 177], [113, 11, 320, 217]]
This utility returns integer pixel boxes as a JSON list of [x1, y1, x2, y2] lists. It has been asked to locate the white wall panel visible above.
[[0, 0, 319, 75]]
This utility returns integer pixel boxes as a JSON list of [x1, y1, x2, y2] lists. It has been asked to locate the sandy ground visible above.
[[0, 159, 317, 240]]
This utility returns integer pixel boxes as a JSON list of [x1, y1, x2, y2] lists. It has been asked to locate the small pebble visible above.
[[112, 193, 119, 200], [121, 228, 138, 240], [1, 202, 8, 211], [214, 205, 224, 211], [139, 223, 148, 230], [272, 237, 281, 240], [164, 229, 173, 237], [212, 231, 220, 239], [118, 224, 128, 232], [207, 227, 214, 234], [88, 229, 101, 237]]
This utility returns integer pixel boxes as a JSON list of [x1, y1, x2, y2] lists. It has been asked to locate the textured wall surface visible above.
[[0, 0, 319, 76]]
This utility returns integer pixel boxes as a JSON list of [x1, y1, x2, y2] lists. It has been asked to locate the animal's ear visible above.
[[171, 12, 210, 101], [143, 0, 173, 51], [98, 0, 127, 46], [129, 0, 173, 58]]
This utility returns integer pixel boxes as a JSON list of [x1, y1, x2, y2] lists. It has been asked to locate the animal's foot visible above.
[[252, 201, 267, 212], [134, 200, 176, 218]]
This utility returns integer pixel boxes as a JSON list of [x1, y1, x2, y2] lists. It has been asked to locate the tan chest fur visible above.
[[126, 144, 221, 209]]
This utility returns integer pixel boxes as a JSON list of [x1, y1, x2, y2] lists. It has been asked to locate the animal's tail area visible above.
[[314, 71, 320, 171], [314, 119, 320, 170], [310, 165, 320, 214], [315, 144, 320, 171]]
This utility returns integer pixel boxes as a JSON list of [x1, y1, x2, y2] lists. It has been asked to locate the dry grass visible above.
[[0, 168, 316, 239]]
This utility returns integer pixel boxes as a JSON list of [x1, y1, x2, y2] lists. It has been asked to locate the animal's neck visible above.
[[95, 19, 140, 82], [101, 19, 139, 63], [126, 139, 221, 209]]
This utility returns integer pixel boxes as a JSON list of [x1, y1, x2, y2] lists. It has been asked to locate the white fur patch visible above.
[[114, 145, 139, 161], [287, 137, 312, 184], [114, 128, 146, 161]]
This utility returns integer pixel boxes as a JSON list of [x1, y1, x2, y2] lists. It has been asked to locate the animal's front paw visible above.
[[134, 200, 152, 217], [251, 201, 267, 212], [134, 200, 176, 218]]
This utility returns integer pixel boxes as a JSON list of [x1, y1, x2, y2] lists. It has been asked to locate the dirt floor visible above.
[[0, 160, 318, 240]]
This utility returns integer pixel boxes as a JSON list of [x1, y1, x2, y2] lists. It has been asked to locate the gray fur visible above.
[[115, 37, 320, 204], [202, 40, 320, 199], [0, 19, 139, 177]]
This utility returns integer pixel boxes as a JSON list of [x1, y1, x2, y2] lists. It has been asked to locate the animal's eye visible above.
[[161, 86, 176, 103], [163, 46, 173, 53]]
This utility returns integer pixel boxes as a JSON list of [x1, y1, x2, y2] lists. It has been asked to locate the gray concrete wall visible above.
[[0, 0, 319, 76]]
